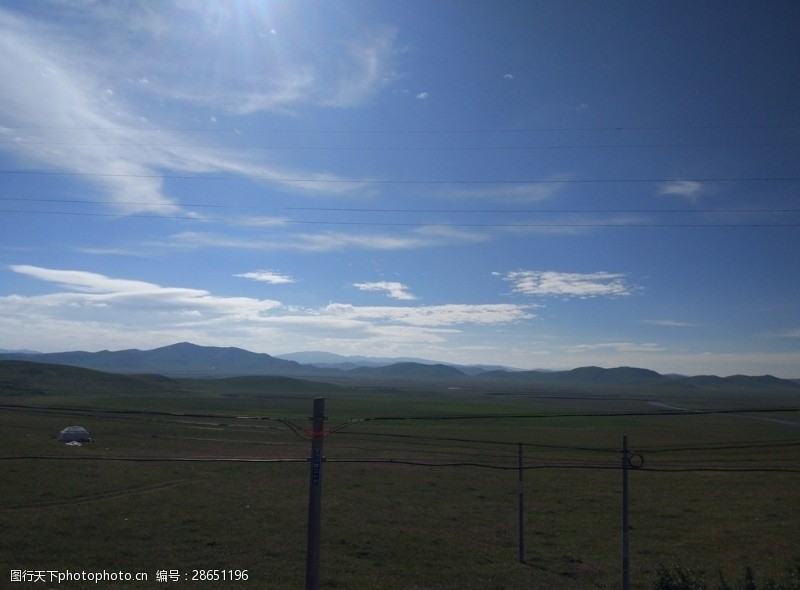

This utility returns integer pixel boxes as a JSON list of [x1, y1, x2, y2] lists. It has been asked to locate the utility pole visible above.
[[518, 442, 525, 563], [621, 434, 630, 590], [305, 398, 325, 590]]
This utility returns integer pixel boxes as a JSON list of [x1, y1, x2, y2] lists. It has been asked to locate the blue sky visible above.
[[1, 1, 799, 377]]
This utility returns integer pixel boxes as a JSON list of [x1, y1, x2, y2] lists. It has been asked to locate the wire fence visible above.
[[3, 398, 800, 590], [3, 401, 800, 473]]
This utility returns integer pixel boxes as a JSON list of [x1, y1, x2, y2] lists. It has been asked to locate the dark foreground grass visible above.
[[1, 383, 799, 589]]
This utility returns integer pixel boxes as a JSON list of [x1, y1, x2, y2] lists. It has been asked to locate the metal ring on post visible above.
[[626, 452, 645, 469]]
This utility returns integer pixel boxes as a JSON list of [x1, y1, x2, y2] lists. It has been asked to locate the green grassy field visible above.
[[1, 370, 799, 589]]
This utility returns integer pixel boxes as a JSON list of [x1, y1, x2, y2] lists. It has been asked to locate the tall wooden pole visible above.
[[622, 434, 630, 590], [305, 398, 325, 590], [518, 442, 525, 563]]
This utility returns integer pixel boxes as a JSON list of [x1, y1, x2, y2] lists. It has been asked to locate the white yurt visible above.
[[57, 425, 92, 442]]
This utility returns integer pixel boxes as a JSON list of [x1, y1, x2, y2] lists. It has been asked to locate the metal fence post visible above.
[[518, 442, 525, 563], [305, 398, 325, 590], [622, 434, 630, 590]]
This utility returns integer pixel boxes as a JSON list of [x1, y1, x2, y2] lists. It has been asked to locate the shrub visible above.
[[650, 563, 707, 590], [758, 561, 800, 590], [715, 563, 800, 590]]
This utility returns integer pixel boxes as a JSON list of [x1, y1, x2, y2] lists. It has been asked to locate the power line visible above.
[[632, 466, 800, 473], [4, 402, 798, 425], [2, 169, 800, 184], [2, 455, 797, 474], [3, 123, 799, 133], [334, 429, 617, 452], [335, 429, 800, 455], [0, 455, 307, 463], [0, 402, 307, 436], [5, 197, 799, 217], [641, 440, 800, 453], [7, 197, 798, 215], [336, 407, 800, 423], [3, 140, 798, 151], [3, 209, 800, 228], [286, 206, 800, 214], [326, 458, 615, 470]]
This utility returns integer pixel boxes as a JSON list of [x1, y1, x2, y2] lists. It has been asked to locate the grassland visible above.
[[1, 365, 799, 589]]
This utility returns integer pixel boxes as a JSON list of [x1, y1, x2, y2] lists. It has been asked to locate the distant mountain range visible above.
[[0, 342, 308, 378], [1, 342, 798, 392], [275, 350, 516, 374]]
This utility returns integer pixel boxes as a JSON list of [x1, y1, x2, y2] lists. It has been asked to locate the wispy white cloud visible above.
[[7, 265, 282, 321], [0, 6, 390, 215], [660, 180, 703, 201], [2, 265, 535, 357], [413, 225, 490, 243], [320, 27, 400, 108], [225, 68, 317, 115], [353, 281, 417, 300], [274, 231, 433, 252], [218, 25, 399, 114], [235, 270, 295, 285], [324, 302, 534, 327], [769, 328, 800, 338], [501, 270, 634, 298], [234, 217, 292, 227], [163, 228, 473, 253], [642, 319, 703, 327], [75, 246, 151, 257], [434, 181, 568, 203], [416, 91, 430, 100], [32, 3, 401, 115], [4, 264, 795, 377], [0, 11, 177, 214], [11, 265, 191, 296], [497, 212, 653, 236], [566, 342, 665, 354]]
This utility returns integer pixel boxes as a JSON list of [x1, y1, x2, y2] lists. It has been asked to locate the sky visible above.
[[1, 1, 799, 377]]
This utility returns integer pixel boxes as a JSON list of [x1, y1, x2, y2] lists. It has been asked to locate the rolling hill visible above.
[[1, 342, 798, 393], [0, 360, 176, 396]]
